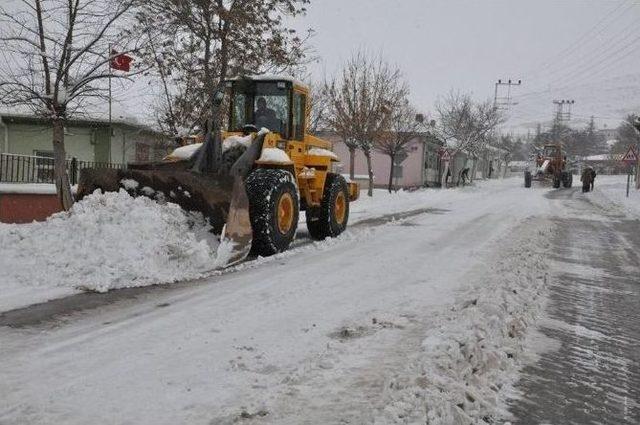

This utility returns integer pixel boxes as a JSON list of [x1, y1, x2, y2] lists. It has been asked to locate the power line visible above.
[[523, 0, 632, 83], [516, 1, 638, 96], [550, 24, 640, 89]]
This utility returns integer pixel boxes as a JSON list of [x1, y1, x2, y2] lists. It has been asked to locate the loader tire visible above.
[[553, 176, 561, 189], [307, 173, 349, 240], [524, 171, 532, 188], [562, 171, 573, 188], [245, 168, 299, 256]]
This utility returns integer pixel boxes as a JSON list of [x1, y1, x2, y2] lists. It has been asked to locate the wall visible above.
[[93, 128, 111, 163], [2, 119, 169, 166], [109, 127, 170, 165], [7, 123, 96, 161], [0, 192, 62, 223], [322, 132, 428, 189]]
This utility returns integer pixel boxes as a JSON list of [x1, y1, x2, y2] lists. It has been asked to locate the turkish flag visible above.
[[110, 50, 132, 72]]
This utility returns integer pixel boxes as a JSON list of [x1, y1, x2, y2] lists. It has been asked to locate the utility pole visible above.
[[494, 79, 522, 111], [552, 99, 575, 124], [633, 116, 640, 189]]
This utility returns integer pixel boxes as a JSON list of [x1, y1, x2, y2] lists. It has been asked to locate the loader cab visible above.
[[543, 145, 561, 159], [226, 77, 308, 141]]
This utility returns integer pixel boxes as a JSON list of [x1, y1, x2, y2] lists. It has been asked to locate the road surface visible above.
[[508, 187, 640, 424], [0, 178, 638, 424]]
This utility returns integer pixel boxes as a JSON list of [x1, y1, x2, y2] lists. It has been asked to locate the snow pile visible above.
[[376, 220, 552, 424], [307, 147, 338, 160], [223, 134, 252, 151], [165, 129, 269, 161], [588, 175, 640, 219], [0, 190, 218, 293], [258, 147, 291, 163], [167, 143, 202, 160], [298, 167, 316, 178]]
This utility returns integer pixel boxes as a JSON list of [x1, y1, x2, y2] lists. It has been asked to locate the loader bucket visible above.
[[76, 131, 266, 269]]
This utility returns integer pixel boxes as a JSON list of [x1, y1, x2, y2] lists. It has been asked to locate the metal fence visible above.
[[0, 153, 125, 185]]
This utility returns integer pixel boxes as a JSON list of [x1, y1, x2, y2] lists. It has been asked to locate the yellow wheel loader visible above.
[[77, 76, 359, 268]]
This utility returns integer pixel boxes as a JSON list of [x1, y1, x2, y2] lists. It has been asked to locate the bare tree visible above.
[[135, 0, 311, 134], [612, 114, 640, 154], [307, 81, 330, 135], [435, 91, 503, 186], [324, 76, 358, 180], [326, 51, 407, 196], [0, 0, 139, 209], [375, 100, 420, 192]]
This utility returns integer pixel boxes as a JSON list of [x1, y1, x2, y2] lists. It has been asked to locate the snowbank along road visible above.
[[0, 176, 638, 424]]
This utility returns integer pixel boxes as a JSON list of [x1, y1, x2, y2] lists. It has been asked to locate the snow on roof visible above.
[[444, 139, 458, 148], [0, 112, 161, 134], [584, 154, 622, 161], [584, 154, 610, 161], [228, 74, 309, 90], [484, 144, 509, 154]]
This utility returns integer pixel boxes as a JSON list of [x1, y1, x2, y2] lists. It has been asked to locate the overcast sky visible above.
[[101, 0, 640, 133], [295, 0, 640, 132]]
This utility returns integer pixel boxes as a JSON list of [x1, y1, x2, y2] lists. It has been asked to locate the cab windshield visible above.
[[229, 81, 290, 136], [543, 146, 560, 158]]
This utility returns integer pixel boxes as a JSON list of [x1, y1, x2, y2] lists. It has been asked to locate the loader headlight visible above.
[[277, 140, 287, 150]]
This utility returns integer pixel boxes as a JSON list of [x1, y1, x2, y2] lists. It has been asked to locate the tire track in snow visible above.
[[508, 193, 640, 424]]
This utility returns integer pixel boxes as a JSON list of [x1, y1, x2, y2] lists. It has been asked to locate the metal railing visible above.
[[0, 153, 125, 185]]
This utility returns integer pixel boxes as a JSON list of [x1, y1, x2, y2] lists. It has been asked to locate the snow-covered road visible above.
[[0, 178, 558, 424], [2, 174, 629, 422]]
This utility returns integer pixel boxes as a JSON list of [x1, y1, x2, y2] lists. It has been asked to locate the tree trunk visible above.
[[441, 161, 449, 189], [349, 147, 355, 180], [388, 154, 394, 193], [364, 150, 374, 197], [470, 159, 477, 183], [52, 118, 74, 211]]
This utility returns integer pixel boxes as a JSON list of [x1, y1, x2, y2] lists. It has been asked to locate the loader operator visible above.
[[255, 97, 278, 130]]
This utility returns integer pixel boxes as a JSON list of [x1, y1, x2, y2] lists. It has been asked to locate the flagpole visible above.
[[108, 44, 112, 162]]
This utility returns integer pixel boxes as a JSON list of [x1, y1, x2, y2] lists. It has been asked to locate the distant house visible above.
[[509, 161, 528, 173], [597, 128, 618, 142], [581, 153, 626, 175], [0, 113, 171, 165], [315, 131, 445, 189], [443, 143, 510, 187]]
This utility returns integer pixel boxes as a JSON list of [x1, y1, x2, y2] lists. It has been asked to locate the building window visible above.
[[425, 148, 439, 170], [393, 164, 403, 178], [135, 143, 150, 162]]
